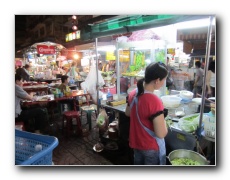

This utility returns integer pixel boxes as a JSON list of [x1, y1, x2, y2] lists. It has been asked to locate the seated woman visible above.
[[58, 75, 78, 111], [58, 75, 71, 94], [15, 74, 49, 134]]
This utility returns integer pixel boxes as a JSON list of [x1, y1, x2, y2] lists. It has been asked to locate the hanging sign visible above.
[[167, 48, 175, 55], [37, 45, 55, 54], [106, 51, 116, 60], [119, 50, 130, 62], [65, 30, 81, 42]]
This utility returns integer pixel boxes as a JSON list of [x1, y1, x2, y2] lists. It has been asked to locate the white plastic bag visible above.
[[81, 65, 105, 104]]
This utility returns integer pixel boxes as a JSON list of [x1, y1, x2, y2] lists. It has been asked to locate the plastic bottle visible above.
[[106, 89, 113, 101]]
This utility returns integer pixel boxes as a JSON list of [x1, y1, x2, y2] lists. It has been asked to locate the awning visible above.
[[80, 15, 211, 41]]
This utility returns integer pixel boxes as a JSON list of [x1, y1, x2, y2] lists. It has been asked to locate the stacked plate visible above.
[[179, 90, 193, 103], [192, 98, 202, 105]]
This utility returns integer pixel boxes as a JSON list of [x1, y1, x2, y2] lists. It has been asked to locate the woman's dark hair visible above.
[[208, 61, 215, 73], [15, 74, 22, 82], [136, 62, 168, 97], [195, 61, 201, 68], [61, 75, 69, 83], [25, 64, 30, 69]]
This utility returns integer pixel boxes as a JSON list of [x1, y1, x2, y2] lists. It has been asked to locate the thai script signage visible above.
[[37, 45, 55, 54], [66, 30, 81, 42]]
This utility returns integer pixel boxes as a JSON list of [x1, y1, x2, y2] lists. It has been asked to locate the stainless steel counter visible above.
[[101, 103, 127, 113], [101, 99, 215, 161]]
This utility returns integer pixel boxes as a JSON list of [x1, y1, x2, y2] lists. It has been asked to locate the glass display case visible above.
[[116, 39, 168, 96]]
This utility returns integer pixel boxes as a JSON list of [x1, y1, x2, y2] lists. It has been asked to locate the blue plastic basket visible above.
[[15, 129, 59, 165]]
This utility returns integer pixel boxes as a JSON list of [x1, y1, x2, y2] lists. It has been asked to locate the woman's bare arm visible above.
[[125, 105, 130, 117], [152, 114, 168, 138]]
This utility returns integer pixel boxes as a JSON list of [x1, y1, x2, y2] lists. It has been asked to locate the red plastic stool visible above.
[[62, 111, 82, 137]]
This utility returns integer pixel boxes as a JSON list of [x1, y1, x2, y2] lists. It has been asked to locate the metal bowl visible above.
[[168, 149, 209, 165]]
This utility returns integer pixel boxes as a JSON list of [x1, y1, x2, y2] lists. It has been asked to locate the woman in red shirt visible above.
[[125, 62, 168, 165]]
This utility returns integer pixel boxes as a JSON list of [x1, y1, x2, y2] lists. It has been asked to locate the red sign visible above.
[[37, 45, 55, 54]]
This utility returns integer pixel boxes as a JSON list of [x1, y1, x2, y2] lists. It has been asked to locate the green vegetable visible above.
[[155, 49, 166, 63], [171, 158, 201, 165], [179, 114, 200, 133], [184, 115, 199, 121], [166, 119, 173, 128]]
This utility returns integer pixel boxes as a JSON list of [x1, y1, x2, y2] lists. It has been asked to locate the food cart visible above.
[[22, 41, 66, 80]]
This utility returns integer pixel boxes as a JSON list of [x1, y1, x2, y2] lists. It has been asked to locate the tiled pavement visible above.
[[49, 111, 132, 166]]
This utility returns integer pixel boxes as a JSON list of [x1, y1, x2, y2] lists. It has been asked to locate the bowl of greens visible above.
[[168, 149, 209, 165]]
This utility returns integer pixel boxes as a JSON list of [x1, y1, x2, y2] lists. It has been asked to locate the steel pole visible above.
[[197, 16, 214, 135], [116, 42, 120, 96], [95, 38, 100, 114]]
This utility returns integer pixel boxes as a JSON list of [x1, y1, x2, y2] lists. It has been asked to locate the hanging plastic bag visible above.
[[96, 109, 108, 132], [81, 65, 105, 104], [83, 65, 105, 90]]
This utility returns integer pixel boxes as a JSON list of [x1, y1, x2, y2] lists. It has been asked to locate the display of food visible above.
[[122, 71, 140, 77], [101, 71, 114, 77], [37, 96, 50, 101], [171, 158, 201, 165]]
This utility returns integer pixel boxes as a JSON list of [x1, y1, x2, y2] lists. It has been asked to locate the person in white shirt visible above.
[[206, 61, 215, 97], [67, 61, 79, 80], [193, 61, 204, 97]]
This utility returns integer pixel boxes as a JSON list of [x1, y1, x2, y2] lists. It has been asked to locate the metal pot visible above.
[[167, 149, 209, 165]]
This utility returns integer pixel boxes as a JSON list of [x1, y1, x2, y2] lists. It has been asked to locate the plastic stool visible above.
[[80, 105, 97, 131], [62, 111, 82, 137]]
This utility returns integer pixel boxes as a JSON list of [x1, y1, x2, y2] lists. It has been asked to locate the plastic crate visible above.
[[203, 113, 215, 138], [15, 129, 59, 165]]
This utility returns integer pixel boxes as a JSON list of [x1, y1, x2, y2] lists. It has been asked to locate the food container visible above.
[[192, 98, 202, 105], [161, 95, 182, 108], [109, 122, 118, 129], [108, 128, 118, 139], [179, 90, 193, 101], [113, 94, 119, 101], [170, 90, 180, 95], [203, 112, 215, 138], [167, 149, 209, 165]]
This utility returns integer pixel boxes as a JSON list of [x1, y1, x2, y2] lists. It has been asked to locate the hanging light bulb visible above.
[[71, 15, 78, 31], [72, 25, 78, 31], [73, 53, 79, 59], [72, 15, 77, 20]]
